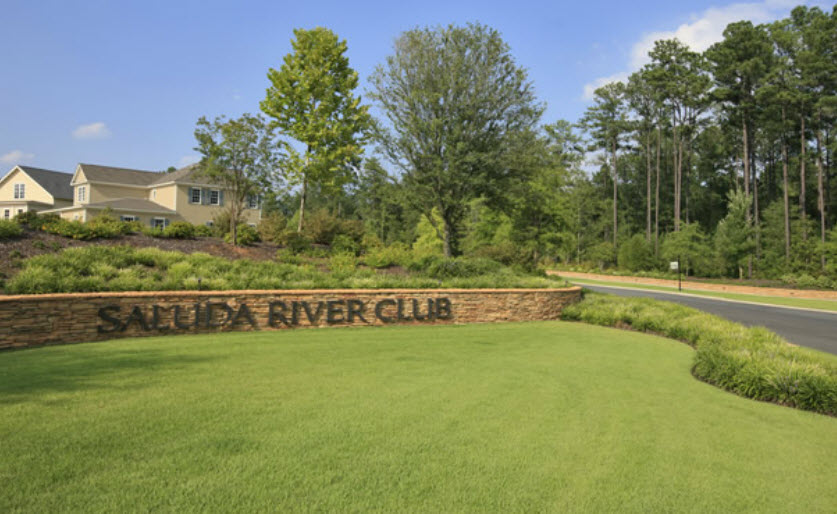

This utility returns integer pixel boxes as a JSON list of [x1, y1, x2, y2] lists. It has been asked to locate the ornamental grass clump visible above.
[[562, 293, 837, 415]]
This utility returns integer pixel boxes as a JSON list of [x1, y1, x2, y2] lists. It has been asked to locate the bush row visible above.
[[561, 292, 837, 415], [4, 245, 566, 294]]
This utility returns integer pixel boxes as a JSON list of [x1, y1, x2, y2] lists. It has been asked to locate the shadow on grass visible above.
[[0, 345, 217, 405]]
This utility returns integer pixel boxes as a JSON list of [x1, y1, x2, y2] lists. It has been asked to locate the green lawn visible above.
[[567, 277, 837, 312], [1, 323, 835, 512]]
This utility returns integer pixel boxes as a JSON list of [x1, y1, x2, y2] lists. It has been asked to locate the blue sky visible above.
[[0, 0, 820, 173]]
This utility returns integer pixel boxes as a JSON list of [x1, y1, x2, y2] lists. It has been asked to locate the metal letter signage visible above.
[[97, 297, 454, 333]]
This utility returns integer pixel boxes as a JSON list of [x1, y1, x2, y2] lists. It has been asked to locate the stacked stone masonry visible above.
[[0, 287, 582, 350]]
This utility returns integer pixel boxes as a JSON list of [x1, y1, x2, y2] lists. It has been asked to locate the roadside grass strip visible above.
[[567, 277, 837, 313], [562, 292, 837, 415], [1, 322, 836, 512]]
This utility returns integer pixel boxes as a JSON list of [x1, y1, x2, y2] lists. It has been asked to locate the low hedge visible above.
[[0, 220, 23, 240], [562, 292, 837, 415]]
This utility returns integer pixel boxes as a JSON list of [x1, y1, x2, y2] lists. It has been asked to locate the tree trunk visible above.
[[782, 106, 790, 262], [673, 118, 681, 231], [612, 139, 618, 248], [646, 130, 652, 242], [800, 114, 807, 241], [297, 174, 307, 233], [816, 110, 826, 271], [743, 117, 752, 279], [655, 123, 661, 256]]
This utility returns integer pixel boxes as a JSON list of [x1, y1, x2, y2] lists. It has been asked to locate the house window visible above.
[[3, 209, 9, 219], [13, 183, 25, 199], [151, 218, 168, 229], [120, 215, 138, 222], [17, 209, 23, 215], [77, 186, 86, 202], [190, 188, 201, 204], [205, 221, 214, 227], [247, 195, 259, 209], [73, 215, 80, 221], [209, 190, 220, 206], [152, 189, 157, 200]]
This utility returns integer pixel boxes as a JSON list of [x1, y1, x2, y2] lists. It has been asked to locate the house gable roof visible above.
[[77, 163, 161, 186], [76, 163, 217, 188], [2, 166, 74, 200]]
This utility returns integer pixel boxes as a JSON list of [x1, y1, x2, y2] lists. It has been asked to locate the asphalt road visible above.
[[581, 284, 837, 356]]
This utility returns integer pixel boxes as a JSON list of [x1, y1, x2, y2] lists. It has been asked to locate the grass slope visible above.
[[1, 323, 835, 512], [567, 277, 837, 312]]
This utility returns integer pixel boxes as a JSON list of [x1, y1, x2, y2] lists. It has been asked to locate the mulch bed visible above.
[[0, 229, 281, 282]]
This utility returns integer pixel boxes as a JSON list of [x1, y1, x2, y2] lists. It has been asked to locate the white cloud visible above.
[[582, 0, 803, 100], [582, 72, 630, 100], [177, 155, 200, 168], [0, 150, 35, 165], [72, 122, 111, 140]]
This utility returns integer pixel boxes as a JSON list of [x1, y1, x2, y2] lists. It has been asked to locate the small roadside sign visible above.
[[669, 261, 679, 271]]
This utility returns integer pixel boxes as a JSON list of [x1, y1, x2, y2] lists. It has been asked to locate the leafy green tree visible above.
[[580, 82, 629, 249], [645, 39, 711, 231], [370, 23, 543, 257], [618, 234, 655, 271], [193, 113, 277, 245], [261, 27, 371, 233], [715, 190, 756, 277], [661, 222, 714, 277]]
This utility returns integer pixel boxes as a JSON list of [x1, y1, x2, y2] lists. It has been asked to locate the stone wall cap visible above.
[[0, 287, 581, 303]]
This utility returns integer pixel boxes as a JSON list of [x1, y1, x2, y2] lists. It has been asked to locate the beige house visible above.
[[0, 165, 74, 220], [42, 163, 262, 228]]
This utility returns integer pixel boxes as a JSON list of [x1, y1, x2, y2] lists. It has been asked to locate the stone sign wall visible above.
[[0, 287, 582, 350]]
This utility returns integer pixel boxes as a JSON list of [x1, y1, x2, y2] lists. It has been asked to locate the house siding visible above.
[[0, 168, 54, 204]]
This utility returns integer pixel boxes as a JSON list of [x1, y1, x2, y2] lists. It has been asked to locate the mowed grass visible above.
[[567, 277, 837, 312], [1, 323, 835, 512]]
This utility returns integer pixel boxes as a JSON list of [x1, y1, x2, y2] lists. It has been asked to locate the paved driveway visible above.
[[581, 284, 837, 355]]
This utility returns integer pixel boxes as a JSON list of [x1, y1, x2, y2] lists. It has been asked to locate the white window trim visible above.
[[209, 189, 220, 206], [13, 183, 25, 199], [77, 186, 87, 203], [3, 209, 9, 219], [190, 188, 201, 204]]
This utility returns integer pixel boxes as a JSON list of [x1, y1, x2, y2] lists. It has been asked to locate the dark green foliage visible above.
[[0, 220, 23, 240], [303, 209, 364, 246], [41, 217, 123, 240], [12, 211, 44, 229], [194, 225, 213, 237], [562, 293, 837, 415], [256, 212, 288, 243], [224, 224, 260, 246], [278, 231, 312, 255], [617, 234, 655, 271], [162, 222, 196, 239]]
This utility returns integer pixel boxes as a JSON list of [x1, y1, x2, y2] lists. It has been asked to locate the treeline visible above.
[[193, 6, 837, 285]]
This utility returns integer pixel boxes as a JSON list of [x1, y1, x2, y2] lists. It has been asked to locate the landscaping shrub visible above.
[[328, 252, 358, 278], [194, 224, 214, 237], [224, 224, 260, 246], [362, 243, 412, 268], [5, 245, 566, 294], [304, 209, 364, 246], [330, 234, 360, 255], [279, 231, 312, 254], [162, 221, 196, 239], [562, 292, 837, 415], [0, 220, 23, 240], [13, 211, 44, 229], [257, 212, 288, 243]]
